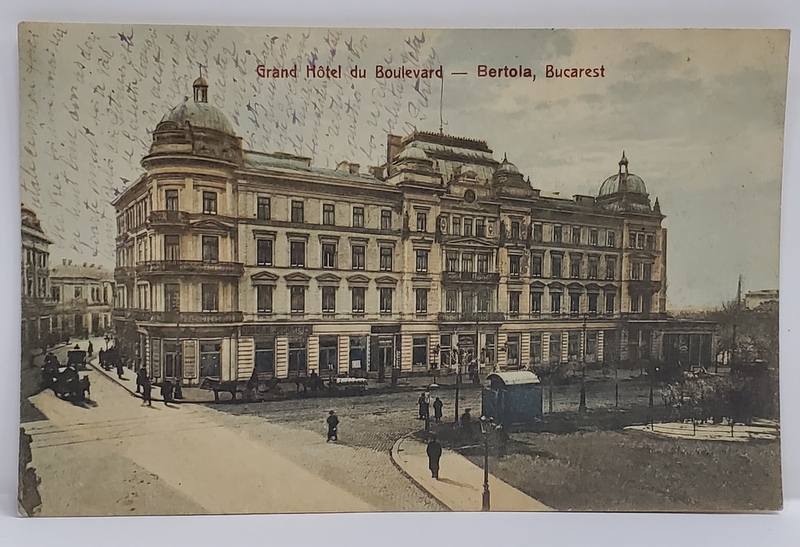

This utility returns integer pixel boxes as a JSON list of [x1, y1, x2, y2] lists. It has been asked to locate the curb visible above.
[[389, 434, 451, 511]]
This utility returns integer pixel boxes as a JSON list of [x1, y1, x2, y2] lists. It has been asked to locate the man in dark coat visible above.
[[433, 397, 444, 423], [326, 410, 339, 442], [161, 379, 173, 406], [426, 434, 443, 480], [136, 367, 148, 394], [87, 341, 94, 357], [418, 393, 427, 420], [141, 373, 152, 407]]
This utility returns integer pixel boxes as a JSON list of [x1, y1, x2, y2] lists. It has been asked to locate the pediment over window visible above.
[[586, 283, 602, 293], [251, 271, 279, 284], [548, 281, 565, 290], [443, 236, 497, 248], [601, 283, 618, 292], [315, 273, 342, 284], [567, 282, 584, 292], [375, 275, 398, 286], [346, 274, 371, 285], [284, 272, 312, 284], [530, 281, 546, 290], [191, 218, 234, 232]]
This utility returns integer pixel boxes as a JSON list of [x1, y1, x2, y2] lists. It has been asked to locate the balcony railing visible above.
[[441, 271, 500, 284], [113, 309, 243, 324], [437, 311, 505, 323], [139, 260, 244, 277], [148, 210, 191, 225]]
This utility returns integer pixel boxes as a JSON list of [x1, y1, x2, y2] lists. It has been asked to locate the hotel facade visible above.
[[113, 77, 715, 386]]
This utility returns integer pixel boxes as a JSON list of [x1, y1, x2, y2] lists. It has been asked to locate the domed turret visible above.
[[596, 152, 654, 213], [495, 153, 520, 175], [158, 69, 234, 135]]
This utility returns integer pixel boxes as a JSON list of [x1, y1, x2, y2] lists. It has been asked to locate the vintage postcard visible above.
[[18, 24, 787, 515]]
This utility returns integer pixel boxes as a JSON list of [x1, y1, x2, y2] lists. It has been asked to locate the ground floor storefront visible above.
[[113, 317, 716, 386]]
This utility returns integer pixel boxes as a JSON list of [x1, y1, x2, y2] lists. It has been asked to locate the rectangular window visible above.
[[291, 200, 304, 223], [165, 189, 179, 211], [606, 257, 616, 280], [257, 239, 273, 266], [447, 252, 459, 272], [569, 331, 581, 361], [570, 293, 580, 315], [165, 235, 180, 261], [588, 257, 598, 279], [631, 262, 642, 280], [588, 293, 598, 314], [646, 234, 655, 250], [416, 212, 428, 232], [506, 334, 520, 369], [379, 247, 393, 271], [476, 218, 486, 237], [589, 229, 598, 246], [532, 254, 543, 277], [631, 294, 642, 313], [587, 331, 597, 356], [509, 291, 521, 316], [549, 333, 562, 364], [201, 283, 219, 312], [510, 221, 520, 240], [451, 216, 461, 236], [462, 291, 474, 314], [637, 233, 645, 249], [319, 336, 338, 374], [570, 257, 581, 279], [530, 292, 542, 315], [553, 225, 562, 243], [446, 290, 457, 312], [415, 288, 428, 314], [477, 290, 490, 312], [509, 255, 521, 277], [202, 236, 219, 262], [200, 342, 222, 378], [255, 340, 275, 375], [380, 209, 392, 230], [351, 287, 365, 314], [413, 337, 428, 369], [478, 253, 490, 274], [288, 339, 307, 375], [352, 206, 364, 228], [257, 285, 273, 313], [322, 243, 337, 269], [605, 293, 615, 314], [323, 203, 335, 226], [571, 226, 581, 244], [164, 283, 180, 312], [551, 292, 562, 315], [380, 288, 393, 314], [257, 197, 271, 220], [607, 230, 616, 248], [530, 333, 542, 366], [349, 336, 367, 371], [461, 253, 474, 273], [290, 286, 305, 313], [643, 263, 653, 281], [533, 223, 543, 242], [202, 191, 217, 214], [290, 241, 306, 267], [74, 286, 83, 299], [551, 254, 562, 278], [351, 245, 365, 270], [415, 249, 429, 273], [629, 231, 637, 247], [463, 218, 473, 237], [322, 286, 336, 314]]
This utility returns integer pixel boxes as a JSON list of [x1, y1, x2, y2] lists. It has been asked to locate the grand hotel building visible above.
[[113, 77, 715, 386]]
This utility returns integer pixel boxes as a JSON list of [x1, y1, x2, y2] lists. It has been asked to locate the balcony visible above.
[[138, 260, 244, 278], [441, 271, 500, 285], [437, 311, 505, 323], [113, 308, 243, 324], [114, 266, 137, 280], [149, 210, 190, 226]]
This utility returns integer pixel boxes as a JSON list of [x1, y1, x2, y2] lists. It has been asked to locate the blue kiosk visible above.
[[482, 371, 543, 425]]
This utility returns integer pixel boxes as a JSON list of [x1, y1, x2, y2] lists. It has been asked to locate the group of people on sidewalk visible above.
[[418, 392, 444, 423]]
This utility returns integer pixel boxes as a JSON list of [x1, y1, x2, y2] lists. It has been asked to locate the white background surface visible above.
[[1, 1, 798, 545]]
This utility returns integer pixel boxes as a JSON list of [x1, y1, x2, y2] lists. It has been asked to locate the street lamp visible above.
[[453, 345, 462, 425], [578, 313, 587, 413], [431, 344, 440, 385], [479, 416, 491, 511], [648, 365, 660, 429]]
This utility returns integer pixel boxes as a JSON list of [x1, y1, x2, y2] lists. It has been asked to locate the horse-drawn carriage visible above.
[[66, 349, 88, 371], [42, 354, 91, 403], [200, 371, 282, 403], [199, 371, 366, 402]]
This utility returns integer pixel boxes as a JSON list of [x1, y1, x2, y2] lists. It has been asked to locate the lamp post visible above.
[[432, 344, 440, 385], [453, 345, 462, 425], [479, 416, 491, 511], [648, 365, 659, 429], [579, 313, 587, 413]]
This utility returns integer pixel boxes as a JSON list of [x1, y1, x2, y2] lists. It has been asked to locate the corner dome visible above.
[[495, 153, 520, 175], [396, 143, 430, 161], [598, 152, 647, 196], [160, 99, 235, 135]]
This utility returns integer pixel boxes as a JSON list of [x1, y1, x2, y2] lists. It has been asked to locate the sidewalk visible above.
[[391, 436, 552, 512]]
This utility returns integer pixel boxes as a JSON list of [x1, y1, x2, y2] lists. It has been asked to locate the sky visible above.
[[18, 25, 789, 309]]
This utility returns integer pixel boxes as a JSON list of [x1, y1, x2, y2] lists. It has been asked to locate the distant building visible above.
[[21, 205, 55, 349], [744, 290, 778, 310], [113, 77, 716, 387], [50, 260, 114, 338]]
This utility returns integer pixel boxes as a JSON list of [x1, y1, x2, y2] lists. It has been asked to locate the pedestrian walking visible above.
[[426, 434, 442, 480], [161, 379, 173, 406], [136, 367, 148, 394], [326, 410, 339, 442], [141, 373, 152, 407], [115, 357, 125, 379], [433, 397, 443, 423], [418, 393, 427, 420], [87, 341, 94, 357]]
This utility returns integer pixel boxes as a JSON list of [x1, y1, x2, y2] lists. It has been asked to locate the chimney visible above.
[[387, 134, 403, 165], [349, 163, 360, 175]]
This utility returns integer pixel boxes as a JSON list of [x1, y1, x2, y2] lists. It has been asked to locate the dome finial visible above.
[[503, 152, 508, 162], [619, 151, 628, 166]]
